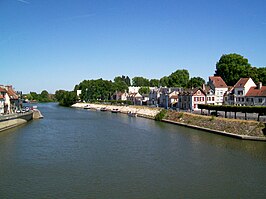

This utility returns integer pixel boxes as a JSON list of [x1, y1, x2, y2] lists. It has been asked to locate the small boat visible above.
[[84, 105, 90, 109], [100, 107, 107, 111], [111, 108, 120, 113], [128, 111, 137, 117]]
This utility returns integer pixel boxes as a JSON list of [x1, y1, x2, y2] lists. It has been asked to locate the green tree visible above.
[[187, 77, 205, 88], [40, 90, 49, 99], [257, 67, 266, 85], [159, 76, 169, 87], [138, 87, 150, 95], [168, 69, 189, 87], [30, 92, 39, 100], [132, 76, 149, 86], [214, 53, 252, 86], [149, 79, 160, 87], [114, 75, 131, 86], [55, 90, 66, 101]]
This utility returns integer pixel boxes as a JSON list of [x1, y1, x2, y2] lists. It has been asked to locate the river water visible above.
[[0, 103, 265, 198]]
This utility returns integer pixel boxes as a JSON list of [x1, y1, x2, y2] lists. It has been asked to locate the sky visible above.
[[0, 0, 266, 93]]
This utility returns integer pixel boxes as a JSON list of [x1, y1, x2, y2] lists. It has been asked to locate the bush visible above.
[[155, 109, 167, 121]]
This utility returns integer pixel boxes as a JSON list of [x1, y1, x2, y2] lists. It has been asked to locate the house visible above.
[[127, 93, 143, 105], [225, 78, 256, 106], [148, 88, 160, 106], [245, 82, 266, 106], [6, 85, 20, 112], [168, 91, 179, 109], [128, 87, 141, 94], [159, 87, 182, 108], [208, 76, 228, 105], [113, 91, 128, 101], [203, 85, 215, 105], [178, 87, 206, 111], [0, 87, 7, 114]]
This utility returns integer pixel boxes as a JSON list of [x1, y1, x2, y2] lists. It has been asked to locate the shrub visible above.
[[155, 109, 167, 121]]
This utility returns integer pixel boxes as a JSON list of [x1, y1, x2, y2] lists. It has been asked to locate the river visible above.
[[0, 103, 265, 198]]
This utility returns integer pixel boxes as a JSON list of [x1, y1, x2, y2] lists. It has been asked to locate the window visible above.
[[238, 91, 243, 95], [212, 97, 214, 101], [259, 98, 262, 103], [194, 97, 197, 101]]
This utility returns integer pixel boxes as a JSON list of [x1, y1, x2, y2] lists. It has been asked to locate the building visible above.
[[208, 76, 228, 105], [178, 88, 206, 111], [224, 78, 257, 106], [245, 82, 266, 106]]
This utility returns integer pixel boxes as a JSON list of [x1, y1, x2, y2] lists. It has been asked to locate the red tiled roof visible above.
[[233, 78, 250, 88], [7, 88, 19, 100], [246, 86, 266, 97], [209, 76, 227, 88], [0, 87, 7, 92]]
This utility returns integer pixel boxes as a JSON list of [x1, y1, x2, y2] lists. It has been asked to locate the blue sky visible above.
[[1, 0, 265, 93]]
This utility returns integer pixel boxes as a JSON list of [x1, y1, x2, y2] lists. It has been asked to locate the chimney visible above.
[[257, 82, 262, 89]]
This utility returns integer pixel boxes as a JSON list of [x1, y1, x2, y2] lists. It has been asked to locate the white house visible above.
[[208, 76, 228, 105], [225, 78, 257, 106], [245, 82, 266, 106]]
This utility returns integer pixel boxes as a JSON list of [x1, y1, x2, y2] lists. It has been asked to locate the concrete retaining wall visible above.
[[0, 112, 33, 132]]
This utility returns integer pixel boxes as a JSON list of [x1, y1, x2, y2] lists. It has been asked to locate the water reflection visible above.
[[0, 103, 265, 198]]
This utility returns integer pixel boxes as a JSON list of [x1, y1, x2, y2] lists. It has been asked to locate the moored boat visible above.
[[100, 107, 107, 111], [84, 105, 90, 109], [111, 108, 120, 113]]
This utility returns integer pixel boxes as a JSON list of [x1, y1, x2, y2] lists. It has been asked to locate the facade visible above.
[[225, 78, 257, 106], [208, 76, 228, 105], [204, 85, 216, 105], [179, 88, 206, 111], [148, 88, 160, 106], [113, 91, 128, 101], [0, 87, 6, 114], [245, 83, 266, 106]]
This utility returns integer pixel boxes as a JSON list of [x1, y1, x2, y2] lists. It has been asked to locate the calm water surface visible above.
[[0, 103, 265, 198]]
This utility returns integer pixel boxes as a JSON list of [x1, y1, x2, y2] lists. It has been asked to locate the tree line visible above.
[[54, 53, 265, 106], [24, 90, 55, 102]]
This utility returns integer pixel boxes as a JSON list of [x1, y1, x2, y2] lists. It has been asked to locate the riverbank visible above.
[[72, 103, 266, 141], [0, 111, 33, 132], [164, 111, 266, 141], [72, 103, 161, 119]]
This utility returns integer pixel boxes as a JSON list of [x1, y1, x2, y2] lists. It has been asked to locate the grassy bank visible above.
[[164, 110, 266, 137]]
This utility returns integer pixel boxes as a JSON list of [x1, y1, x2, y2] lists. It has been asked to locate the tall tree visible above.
[[257, 67, 266, 85], [159, 76, 169, 87], [149, 79, 160, 87], [132, 77, 149, 86], [187, 77, 205, 88], [214, 53, 252, 86], [168, 69, 189, 87]]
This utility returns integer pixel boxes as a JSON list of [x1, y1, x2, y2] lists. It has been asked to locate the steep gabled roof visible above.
[[0, 87, 7, 93], [233, 78, 250, 88], [246, 86, 266, 97], [6, 87, 19, 100], [209, 76, 227, 88]]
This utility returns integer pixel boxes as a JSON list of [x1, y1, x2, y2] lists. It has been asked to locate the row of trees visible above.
[[55, 53, 265, 106], [131, 70, 205, 88], [24, 90, 55, 102], [71, 70, 206, 103]]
